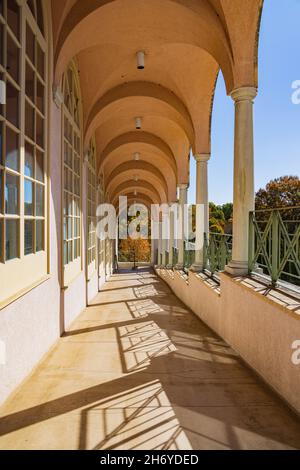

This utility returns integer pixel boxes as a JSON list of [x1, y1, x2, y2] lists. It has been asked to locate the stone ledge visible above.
[[220, 272, 300, 320], [191, 271, 221, 296]]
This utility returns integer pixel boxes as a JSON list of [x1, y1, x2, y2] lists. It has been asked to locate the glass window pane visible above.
[[36, 219, 43, 252], [36, 78, 44, 113], [26, 23, 35, 64], [0, 122, 2, 165], [63, 216, 67, 240], [63, 240, 67, 265], [67, 216, 72, 239], [37, 42, 44, 78], [36, 149, 43, 182], [36, 1, 44, 36], [36, 113, 44, 147], [27, 0, 35, 17], [0, 169, 3, 214], [6, 81, 19, 127], [35, 183, 43, 216], [25, 142, 34, 177], [6, 219, 18, 260], [0, 25, 4, 68], [7, 0, 20, 39], [25, 61, 35, 102], [68, 240, 72, 263], [25, 101, 34, 140], [74, 237, 78, 259], [7, 32, 19, 83], [6, 126, 19, 171], [5, 173, 19, 214], [24, 220, 33, 255], [24, 179, 33, 215]]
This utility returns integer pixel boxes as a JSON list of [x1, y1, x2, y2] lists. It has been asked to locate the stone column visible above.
[[175, 184, 188, 270], [190, 154, 210, 272], [167, 203, 176, 268], [226, 87, 257, 276], [157, 221, 162, 266], [151, 216, 159, 266]]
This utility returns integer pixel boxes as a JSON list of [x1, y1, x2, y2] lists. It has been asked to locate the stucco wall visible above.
[[0, 100, 106, 405], [157, 268, 300, 414], [87, 270, 99, 304], [0, 100, 62, 405]]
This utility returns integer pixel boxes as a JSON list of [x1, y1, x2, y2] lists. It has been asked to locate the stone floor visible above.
[[0, 268, 299, 450]]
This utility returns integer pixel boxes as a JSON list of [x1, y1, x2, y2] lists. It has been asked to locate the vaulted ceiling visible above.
[[51, 0, 263, 207]]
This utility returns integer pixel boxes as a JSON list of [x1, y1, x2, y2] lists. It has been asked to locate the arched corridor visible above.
[[0, 0, 300, 451], [0, 268, 299, 450]]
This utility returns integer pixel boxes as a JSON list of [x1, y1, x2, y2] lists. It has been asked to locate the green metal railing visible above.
[[173, 247, 178, 267], [249, 207, 300, 286], [184, 242, 195, 271], [203, 233, 233, 275]]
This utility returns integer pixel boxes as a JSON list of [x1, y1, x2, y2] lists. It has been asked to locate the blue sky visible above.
[[189, 0, 300, 205]]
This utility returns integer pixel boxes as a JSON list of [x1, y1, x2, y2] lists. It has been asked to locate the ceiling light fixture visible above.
[[136, 51, 145, 70], [135, 117, 142, 130], [134, 152, 140, 161]]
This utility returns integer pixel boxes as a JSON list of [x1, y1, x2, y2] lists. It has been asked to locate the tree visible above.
[[119, 238, 151, 262], [255, 176, 300, 210], [221, 203, 233, 223], [255, 176, 300, 222]]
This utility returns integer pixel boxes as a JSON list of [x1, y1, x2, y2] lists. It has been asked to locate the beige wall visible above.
[[0, 99, 113, 406], [157, 269, 300, 415]]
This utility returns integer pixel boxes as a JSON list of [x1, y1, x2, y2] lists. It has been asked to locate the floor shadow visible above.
[[0, 268, 300, 450]]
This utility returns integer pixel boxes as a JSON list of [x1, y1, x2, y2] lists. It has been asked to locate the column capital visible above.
[[194, 153, 210, 163], [178, 183, 189, 190], [230, 86, 257, 103]]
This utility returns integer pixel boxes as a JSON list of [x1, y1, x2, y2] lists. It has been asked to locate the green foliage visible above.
[[255, 175, 300, 219], [209, 202, 233, 234]]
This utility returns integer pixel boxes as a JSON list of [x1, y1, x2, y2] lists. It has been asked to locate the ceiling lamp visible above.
[[136, 51, 145, 70], [135, 117, 142, 130], [134, 175, 138, 182], [134, 190, 137, 196], [134, 152, 140, 161]]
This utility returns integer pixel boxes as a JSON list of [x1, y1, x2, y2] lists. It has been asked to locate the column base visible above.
[[166, 264, 174, 269], [189, 263, 203, 273], [252, 264, 264, 275], [174, 263, 184, 271], [225, 260, 248, 276]]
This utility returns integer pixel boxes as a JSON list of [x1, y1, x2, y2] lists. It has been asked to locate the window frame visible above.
[[0, 0, 49, 308], [61, 60, 83, 287], [97, 174, 105, 278], [86, 137, 97, 280]]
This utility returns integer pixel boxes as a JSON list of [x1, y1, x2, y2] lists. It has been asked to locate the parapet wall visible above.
[[156, 268, 300, 415]]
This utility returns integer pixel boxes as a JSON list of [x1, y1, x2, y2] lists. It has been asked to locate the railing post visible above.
[[203, 232, 208, 270], [248, 211, 255, 274], [271, 210, 279, 285]]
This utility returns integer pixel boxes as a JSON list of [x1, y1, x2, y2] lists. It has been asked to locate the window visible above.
[[62, 62, 82, 285], [0, 0, 47, 306], [97, 174, 105, 277], [86, 138, 97, 278]]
